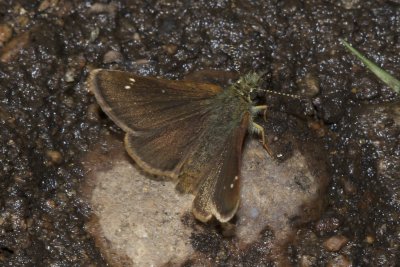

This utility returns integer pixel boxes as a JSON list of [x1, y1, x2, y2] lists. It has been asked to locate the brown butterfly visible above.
[[87, 70, 269, 223]]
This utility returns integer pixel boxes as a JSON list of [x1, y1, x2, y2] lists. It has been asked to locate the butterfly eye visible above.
[[249, 89, 259, 101]]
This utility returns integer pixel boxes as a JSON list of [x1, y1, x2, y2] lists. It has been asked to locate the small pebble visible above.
[[46, 150, 63, 164], [163, 44, 178, 55], [89, 27, 100, 42], [299, 255, 316, 267], [16, 14, 30, 28], [89, 2, 117, 15], [0, 31, 30, 62], [103, 50, 123, 64], [18, 7, 27, 15], [38, 0, 59, 12], [64, 68, 76, 82], [340, 0, 361, 9], [14, 176, 25, 184], [365, 234, 375, 244], [46, 199, 56, 209], [307, 121, 326, 137], [133, 32, 141, 41], [326, 255, 352, 267], [0, 24, 12, 46], [323, 235, 348, 252], [301, 73, 320, 97]]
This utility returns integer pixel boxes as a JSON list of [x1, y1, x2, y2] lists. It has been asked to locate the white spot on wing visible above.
[[129, 78, 136, 83], [234, 176, 238, 180], [230, 183, 234, 189], [124, 85, 131, 90]]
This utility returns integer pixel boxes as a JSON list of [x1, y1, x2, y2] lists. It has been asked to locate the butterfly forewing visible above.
[[89, 69, 223, 177], [89, 69, 223, 134]]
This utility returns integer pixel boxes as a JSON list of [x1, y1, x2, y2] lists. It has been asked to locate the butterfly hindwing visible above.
[[124, 115, 208, 177], [184, 113, 250, 222]]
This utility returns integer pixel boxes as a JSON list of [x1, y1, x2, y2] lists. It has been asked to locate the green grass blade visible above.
[[340, 39, 400, 94]]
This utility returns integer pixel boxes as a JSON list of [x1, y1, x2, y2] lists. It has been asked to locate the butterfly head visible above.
[[234, 72, 302, 101], [232, 72, 264, 101]]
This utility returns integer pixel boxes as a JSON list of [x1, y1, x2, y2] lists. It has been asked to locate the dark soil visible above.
[[0, 0, 399, 266]]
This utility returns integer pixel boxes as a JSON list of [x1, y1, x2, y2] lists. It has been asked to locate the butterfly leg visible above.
[[250, 105, 274, 156], [263, 108, 268, 122], [251, 105, 268, 116], [250, 121, 274, 157]]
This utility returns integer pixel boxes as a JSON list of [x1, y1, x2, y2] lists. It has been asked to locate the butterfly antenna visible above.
[[258, 89, 301, 99]]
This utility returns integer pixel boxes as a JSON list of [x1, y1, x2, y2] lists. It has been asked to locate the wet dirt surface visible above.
[[0, 0, 399, 266]]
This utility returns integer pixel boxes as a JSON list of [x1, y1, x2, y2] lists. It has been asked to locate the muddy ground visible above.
[[0, 0, 399, 266]]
